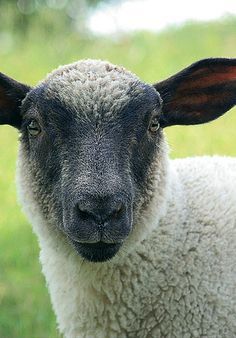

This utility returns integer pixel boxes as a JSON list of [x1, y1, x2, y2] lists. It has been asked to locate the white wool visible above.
[[15, 60, 236, 337], [17, 155, 236, 337]]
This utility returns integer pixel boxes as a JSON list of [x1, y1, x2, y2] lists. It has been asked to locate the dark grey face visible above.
[[20, 83, 163, 262], [1, 58, 236, 261]]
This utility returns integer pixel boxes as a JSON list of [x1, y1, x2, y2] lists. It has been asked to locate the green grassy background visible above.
[[1, 17, 236, 337]]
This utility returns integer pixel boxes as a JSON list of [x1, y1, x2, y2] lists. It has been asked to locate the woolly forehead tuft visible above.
[[34, 59, 158, 121]]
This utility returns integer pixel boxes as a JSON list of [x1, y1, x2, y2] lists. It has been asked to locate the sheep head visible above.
[[1, 58, 236, 262]]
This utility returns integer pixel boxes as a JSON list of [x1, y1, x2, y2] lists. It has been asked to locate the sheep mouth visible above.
[[70, 240, 122, 262]]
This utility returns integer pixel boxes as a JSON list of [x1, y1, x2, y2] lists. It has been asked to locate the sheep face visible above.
[[1, 58, 236, 262], [18, 60, 164, 262]]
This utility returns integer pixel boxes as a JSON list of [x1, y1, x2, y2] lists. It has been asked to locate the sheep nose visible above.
[[76, 199, 125, 225], [66, 195, 132, 245]]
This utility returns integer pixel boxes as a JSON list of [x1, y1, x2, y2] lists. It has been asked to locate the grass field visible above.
[[1, 17, 236, 337]]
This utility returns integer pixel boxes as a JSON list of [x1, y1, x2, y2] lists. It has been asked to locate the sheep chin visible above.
[[69, 240, 122, 263]]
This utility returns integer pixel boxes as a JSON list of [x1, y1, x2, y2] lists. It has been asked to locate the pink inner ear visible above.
[[168, 65, 236, 112], [178, 66, 236, 92], [170, 93, 210, 106], [169, 90, 235, 110]]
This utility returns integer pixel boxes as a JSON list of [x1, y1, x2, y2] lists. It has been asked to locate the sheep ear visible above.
[[154, 58, 236, 127], [0, 72, 31, 129]]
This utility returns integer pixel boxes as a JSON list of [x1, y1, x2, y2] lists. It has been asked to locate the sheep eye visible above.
[[27, 120, 41, 136], [149, 116, 160, 133]]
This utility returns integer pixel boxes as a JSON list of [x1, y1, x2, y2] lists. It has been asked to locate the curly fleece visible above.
[[16, 60, 236, 338]]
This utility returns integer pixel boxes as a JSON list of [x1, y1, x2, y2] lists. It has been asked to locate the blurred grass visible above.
[[0, 17, 236, 337]]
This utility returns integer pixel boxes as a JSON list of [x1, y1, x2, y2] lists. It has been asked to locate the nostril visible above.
[[75, 200, 126, 224], [76, 203, 95, 221], [110, 202, 125, 220]]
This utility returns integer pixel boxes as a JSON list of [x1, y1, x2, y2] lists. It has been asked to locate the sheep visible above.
[[1, 57, 236, 338]]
